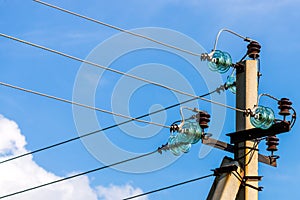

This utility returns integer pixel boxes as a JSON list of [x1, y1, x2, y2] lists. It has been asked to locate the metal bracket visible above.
[[243, 183, 263, 191], [226, 121, 290, 144], [258, 155, 277, 167], [202, 137, 234, 153], [202, 136, 277, 167], [243, 176, 263, 181], [213, 161, 239, 175]]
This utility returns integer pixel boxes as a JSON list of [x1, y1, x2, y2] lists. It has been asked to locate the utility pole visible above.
[[205, 54, 292, 199], [235, 59, 259, 200], [206, 41, 263, 200], [203, 34, 294, 200]]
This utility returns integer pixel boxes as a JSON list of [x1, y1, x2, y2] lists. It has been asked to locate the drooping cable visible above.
[[257, 93, 280, 105], [122, 173, 214, 200], [0, 33, 245, 113], [33, 0, 201, 57], [235, 140, 259, 161], [0, 85, 220, 165], [235, 137, 268, 168], [0, 149, 159, 199], [290, 107, 297, 128], [213, 28, 254, 52]]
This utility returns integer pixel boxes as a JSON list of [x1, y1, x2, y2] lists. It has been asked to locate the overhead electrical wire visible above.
[[0, 81, 169, 129], [122, 173, 214, 200], [0, 33, 245, 113], [0, 83, 220, 165], [1, 2, 287, 198], [33, 0, 201, 57], [0, 149, 159, 199], [33, 1, 254, 60]]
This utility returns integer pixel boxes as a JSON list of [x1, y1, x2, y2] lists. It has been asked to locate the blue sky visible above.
[[0, 0, 300, 199]]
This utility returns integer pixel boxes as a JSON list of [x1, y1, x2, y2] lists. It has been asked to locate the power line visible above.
[[32, 0, 257, 74], [33, 0, 201, 57], [0, 86, 219, 165], [0, 149, 159, 199], [0, 81, 169, 129], [123, 173, 214, 200], [0, 33, 245, 113]]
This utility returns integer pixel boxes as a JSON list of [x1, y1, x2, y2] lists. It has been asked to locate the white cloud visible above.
[[0, 115, 98, 200], [0, 115, 147, 200], [0, 115, 26, 156], [97, 184, 148, 200]]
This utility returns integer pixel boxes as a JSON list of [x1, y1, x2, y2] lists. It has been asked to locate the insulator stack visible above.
[[208, 50, 232, 74], [224, 74, 236, 94], [250, 106, 275, 129], [247, 41, 261, 59], [278, 98, 292, 120], [168, 120, 203, 156], [196, 111, 211, 130], [266, 135, 279, 153]]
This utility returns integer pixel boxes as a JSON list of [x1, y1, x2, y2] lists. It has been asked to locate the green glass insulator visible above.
[[168, 134, 191, 155], [190, 122, 202, 144], [208, 50, 223, 72], [178, 129, 193, 144], [168, 135, 181, 156], [208, 50, 232, 74], [177, 141, 191, 153], [225, 74, 236, 94], [168, 119, 204, 156], [180, 121, 202, 144], [218, 51, 232, 74], [223, 52, 232, 67], [250, 106, 275, 129]]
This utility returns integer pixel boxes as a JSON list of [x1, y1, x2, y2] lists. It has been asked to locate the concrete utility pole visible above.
[[206, 59, 259, 200], [206, 157, 244, 200], [235, 59, 258, 200], [204, 36, 293, 200]]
